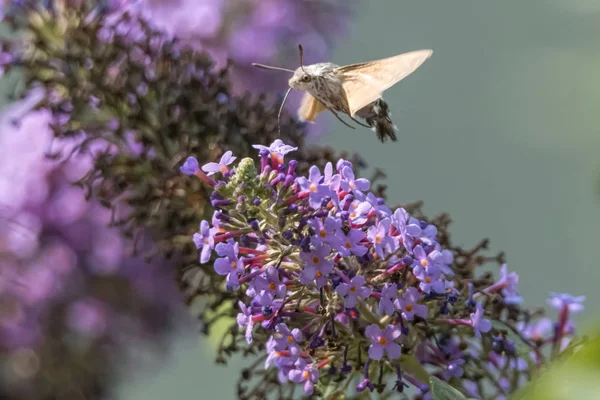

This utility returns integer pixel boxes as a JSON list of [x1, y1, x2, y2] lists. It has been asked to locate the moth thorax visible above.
[[309, 75, 347, 112]]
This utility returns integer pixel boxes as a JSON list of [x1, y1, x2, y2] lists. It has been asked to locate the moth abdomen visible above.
[[355, 98, 397, 142]]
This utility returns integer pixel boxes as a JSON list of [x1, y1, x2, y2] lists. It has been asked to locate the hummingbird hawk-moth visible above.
[[252, 45, 433, 142]]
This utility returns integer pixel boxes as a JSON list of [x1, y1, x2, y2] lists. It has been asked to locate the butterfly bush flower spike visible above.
[[182, 139, 586, 398]]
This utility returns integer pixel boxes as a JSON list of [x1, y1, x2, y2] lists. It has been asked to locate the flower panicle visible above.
[[184, 140, 585, 398]]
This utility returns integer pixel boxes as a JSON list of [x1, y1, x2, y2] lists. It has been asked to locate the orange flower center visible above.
[[287, 335, 294, 343], [309, 183, 317, 192], [312, 256, 320, 264], [319, 230, 327, 238], [378, 337, 387, 345], [345, 241, 352, 248], [219, 165, 228, 174], [269, 282, 276, 291], [375, 235, 382, 244], [231, 261, 237, 269], [425, 277, 432, 283], [303, 371, 310, 380], [350, 286, 357, 293], [350, 181, 356, 189], [420, 259, 429, 267], [405, 304, 413, 312], [349, 212, 356, 218], [316, 271, 323, 278]]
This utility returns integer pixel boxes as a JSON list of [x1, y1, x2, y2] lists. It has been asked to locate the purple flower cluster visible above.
[[183, 140, 585, 397], [107, 0, 353, 96], [0, 91, 183, 395]]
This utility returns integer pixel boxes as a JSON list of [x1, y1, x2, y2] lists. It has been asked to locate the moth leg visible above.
[[348, 115, 371, 128], [333, 97, 371, 128], [327, 108, 357, 129]]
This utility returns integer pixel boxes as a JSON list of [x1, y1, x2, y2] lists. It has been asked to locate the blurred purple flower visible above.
[[517, 317, 553, 341], [470, 303, 492, 339], [484, 264, 522, 304], [136, 0, 353, 97], [66, 298, 108, 339], [0, 90, 185, 391], [443, 358, 466, 380], [548, 292, 585, 314]]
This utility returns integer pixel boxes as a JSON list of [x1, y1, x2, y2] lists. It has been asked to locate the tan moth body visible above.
[[252, 47, 433, 142]]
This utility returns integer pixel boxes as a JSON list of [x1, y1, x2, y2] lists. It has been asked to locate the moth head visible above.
[[288, 68, 315, 91]]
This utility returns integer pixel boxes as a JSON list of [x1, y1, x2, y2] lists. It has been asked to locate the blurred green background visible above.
[[116, 0, 599, 398]]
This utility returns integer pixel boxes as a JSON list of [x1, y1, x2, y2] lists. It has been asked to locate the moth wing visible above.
[[298, 92, 327, 123], [338, 49, 433, 116]]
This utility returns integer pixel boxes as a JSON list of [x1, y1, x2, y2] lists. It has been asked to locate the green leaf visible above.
[[512, 329, 600, 400], [205, 301, 234, 349], [400, 354, 430, 383], [430, 377, 468, 400]]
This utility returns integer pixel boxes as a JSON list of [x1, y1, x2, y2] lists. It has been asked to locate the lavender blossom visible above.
[[470, 303, 493, 339], [214, 238, 247, 290], [395, 287, 429, 321], [192, 220, 217, 264], [288, 358, 319, 395], [336, 275, 372, 308], [378, 283, 399, 316], [366, 324, 403, 360], [298, 243, 333, 288], [201, 150, 236, 176]]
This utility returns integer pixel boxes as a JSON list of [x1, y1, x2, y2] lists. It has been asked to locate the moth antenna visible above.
[[251, 63, 295, 73], [277, 87, 294, 135], [298, 44, 307, 74]]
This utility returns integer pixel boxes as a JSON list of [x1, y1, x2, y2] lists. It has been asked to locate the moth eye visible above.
[[301, 75, 311, 83]]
